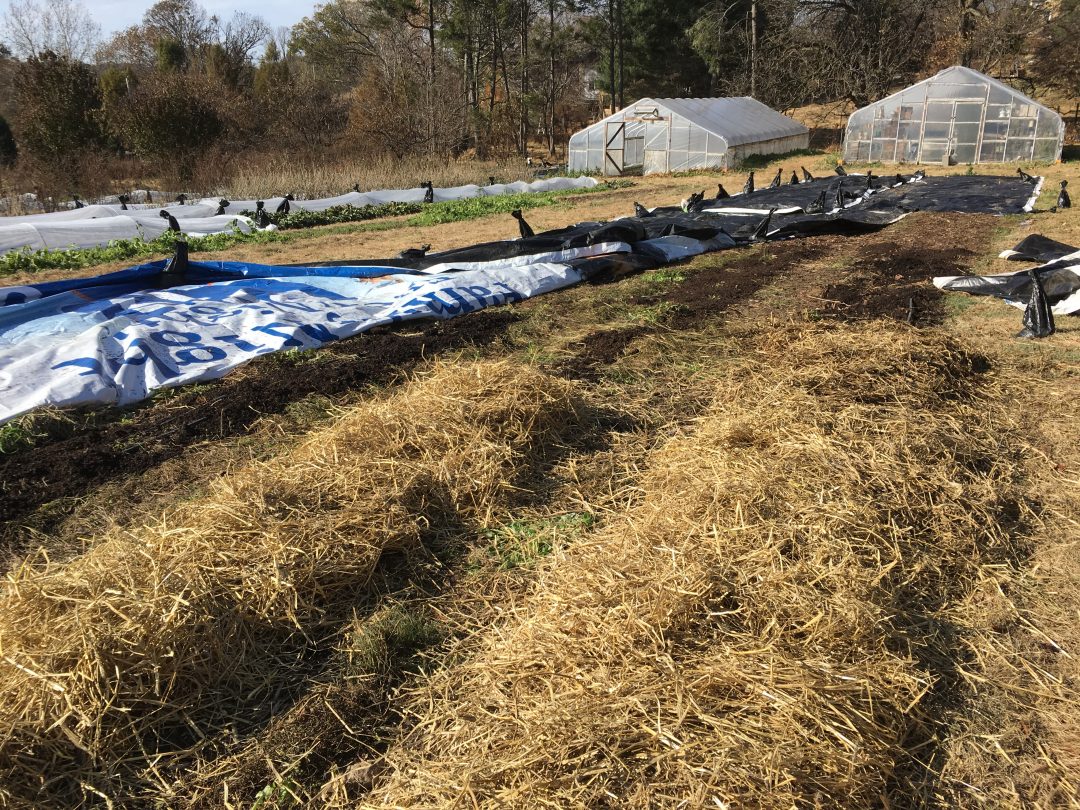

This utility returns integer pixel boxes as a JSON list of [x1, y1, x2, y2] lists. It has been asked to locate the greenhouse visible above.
[[568, 97, 809, 176], [843, 66, 1065, 165]]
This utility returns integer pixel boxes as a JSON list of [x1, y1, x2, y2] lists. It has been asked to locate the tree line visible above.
[[0, 0, 1077, 197]]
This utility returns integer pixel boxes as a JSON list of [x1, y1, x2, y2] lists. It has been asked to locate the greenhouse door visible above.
[[919, 98, 987, 164], [604, 122, 625, 175]]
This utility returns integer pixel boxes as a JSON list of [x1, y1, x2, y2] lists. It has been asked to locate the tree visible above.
[[627, 0, 711, 97], [108, 71, 229, 181], [217, 12, 271, 83], [143, 0, 215, 53], [1, 0, 100, 61], [13, 52, 103, 177], [798, 0, 937, 108], [155, 37, 188, 72], [1032, 0, 1080, 124], [254, 39, 290, 98], [0, 114, 16, 166]]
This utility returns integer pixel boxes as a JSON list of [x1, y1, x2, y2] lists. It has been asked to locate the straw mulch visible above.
[[0, 361, 587, 807], [351, 324, 1047, 808]]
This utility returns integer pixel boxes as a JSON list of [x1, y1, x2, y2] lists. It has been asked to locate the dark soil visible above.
[[557, 326, 650, 381], [556, 239, 834, 380], [651, 240, 831, 329], [0, 310, 519, 529], [821, 244, 977, 325]]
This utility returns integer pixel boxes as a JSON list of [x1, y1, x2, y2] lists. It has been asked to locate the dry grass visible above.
[[345, 323, 1075, 808], [0, 360, 588, 807], [220, 155, 538, 200]]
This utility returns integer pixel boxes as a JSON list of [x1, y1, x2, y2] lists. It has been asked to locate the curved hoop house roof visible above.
[[843, 66, 1064, 165], [569, 97, 808, 176]]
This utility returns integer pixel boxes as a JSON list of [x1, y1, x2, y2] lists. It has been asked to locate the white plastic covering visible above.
[[0, 177, 599, 257], [843, 66, 1065, 165], [569, 98, 809, 176], [0, 213, 253, 255]]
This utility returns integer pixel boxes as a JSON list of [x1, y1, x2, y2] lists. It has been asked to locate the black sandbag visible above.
[[159, 209, 181, 232], [153, 241, 191, 288], [253, 201, 272, 228], [512, 209, 535, 238], [694, 177, 848, 212], [1018, 269, 1055, 338]]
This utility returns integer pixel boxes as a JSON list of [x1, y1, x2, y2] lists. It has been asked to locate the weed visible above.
[[282, 395, 337, 428], [251, 778, 300, 809], [0, 419, 38, 454], [484, 512, 594, 570], [738, 148, 823, 169], [346, 605, 443, 675], [647, 268, 688, 285], [629, 301, 676, 324], [944, 294, 979, 315]]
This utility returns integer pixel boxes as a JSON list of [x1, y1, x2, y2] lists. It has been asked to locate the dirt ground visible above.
[[0, 154, 1078, 807]]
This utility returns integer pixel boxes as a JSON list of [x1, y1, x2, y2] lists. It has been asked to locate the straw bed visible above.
[[353, 325, 1032, 808], [0, 361, 586, 806]]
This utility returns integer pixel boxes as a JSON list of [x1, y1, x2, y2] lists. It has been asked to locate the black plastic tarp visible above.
[[934, 236, 1080, 315], [234, 173, 1053, 298]]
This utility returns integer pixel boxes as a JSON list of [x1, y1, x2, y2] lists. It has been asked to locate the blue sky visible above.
[[73, 0, 311, 36]]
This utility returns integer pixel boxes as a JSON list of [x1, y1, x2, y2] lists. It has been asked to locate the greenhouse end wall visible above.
[[842, 67, 1064, 165], [569, 112, 731, 176]]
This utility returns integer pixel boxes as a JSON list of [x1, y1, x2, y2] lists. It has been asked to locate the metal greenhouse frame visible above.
[[843, 66, 1065, 165], [568, 97, 809, 176]]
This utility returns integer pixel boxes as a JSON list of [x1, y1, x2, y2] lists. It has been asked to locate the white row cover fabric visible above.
[[0, 263, 582, 423], [0, 214, 253, 255], [0, 177, 599, 256]]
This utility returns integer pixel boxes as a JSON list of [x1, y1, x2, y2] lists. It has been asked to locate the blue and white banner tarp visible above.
[[0, 260, 581, 423]]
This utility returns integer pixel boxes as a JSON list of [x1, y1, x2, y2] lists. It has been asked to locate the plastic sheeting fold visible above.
[[935, 235, 1080, 315]]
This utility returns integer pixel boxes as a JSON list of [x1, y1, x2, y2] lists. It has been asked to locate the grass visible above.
[[345, 604, 444, 674], [0, 420, 37, 454], [224, 155, 542, 200], [482, 512, 595, 570], [738, 147, 823, 169]]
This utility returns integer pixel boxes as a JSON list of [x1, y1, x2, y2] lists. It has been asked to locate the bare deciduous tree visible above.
[[1, 0, 100, 61]]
